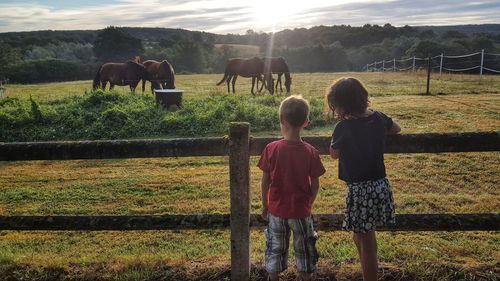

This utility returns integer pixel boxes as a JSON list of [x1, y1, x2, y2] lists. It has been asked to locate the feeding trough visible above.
[[154, 89, 183, 111]]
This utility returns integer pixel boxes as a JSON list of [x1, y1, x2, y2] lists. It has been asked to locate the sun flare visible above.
[[251, 0, 295, 28], [249, 0, 354, 30]]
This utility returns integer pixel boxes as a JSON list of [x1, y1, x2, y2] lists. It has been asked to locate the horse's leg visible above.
[[277, 74, 282, 94], [109, 83, 114, 91], [251, 77, 256, 95], [131, 81, 139, 93], [102, 81, 107, 91], [231, 75, 237, 94], [226, 75, 231, 93], [258, 76, 265, 93]]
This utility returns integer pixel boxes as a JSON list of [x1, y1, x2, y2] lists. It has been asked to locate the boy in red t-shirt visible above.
[[258, 95, 326, 281]]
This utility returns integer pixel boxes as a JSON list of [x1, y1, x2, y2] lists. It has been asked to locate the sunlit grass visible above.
[[5, 72, 500, 102]]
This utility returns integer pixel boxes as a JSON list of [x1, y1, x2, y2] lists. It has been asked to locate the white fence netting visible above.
[[363, 50, 500, 76]]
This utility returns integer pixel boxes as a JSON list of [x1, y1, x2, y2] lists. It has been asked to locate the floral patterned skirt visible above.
[[342, 177, 396, 233]]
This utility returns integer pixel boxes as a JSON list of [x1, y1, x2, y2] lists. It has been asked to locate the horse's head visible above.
[[265, 73, 274, 95], [284, 74, 292, 95], [127, 61, 148, 79], [161, 60, 175, 89]]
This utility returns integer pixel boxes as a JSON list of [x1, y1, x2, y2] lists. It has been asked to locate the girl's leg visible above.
[[352, 232, 362, 261], [353, 231, 378, 281], [268, 272, 279, 281]]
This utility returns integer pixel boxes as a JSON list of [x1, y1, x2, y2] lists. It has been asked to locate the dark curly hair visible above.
[[325, 77, 369, 120]]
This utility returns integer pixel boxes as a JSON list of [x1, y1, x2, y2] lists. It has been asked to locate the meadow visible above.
[[0, 72, 499, 280]]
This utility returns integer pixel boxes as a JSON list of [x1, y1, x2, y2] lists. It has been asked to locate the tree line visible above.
[[0, 24, 499, 83]]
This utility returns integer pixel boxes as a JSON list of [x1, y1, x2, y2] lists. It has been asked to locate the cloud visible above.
[[0, 0, 498, 33]]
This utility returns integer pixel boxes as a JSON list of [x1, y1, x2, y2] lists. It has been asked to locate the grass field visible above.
[[1, 72, 499, 280]]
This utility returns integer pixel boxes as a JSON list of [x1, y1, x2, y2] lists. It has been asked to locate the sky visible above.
[[0, 0, 499, 34]]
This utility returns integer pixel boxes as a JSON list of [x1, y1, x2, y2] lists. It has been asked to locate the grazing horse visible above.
[[216, 57, 274, 95], [261, 57, 292, 95], [92, 61, 149, 93], [142, 60, 175, 94]]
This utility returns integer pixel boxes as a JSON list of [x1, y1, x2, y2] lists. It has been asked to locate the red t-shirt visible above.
[[257, 139, 326, 219]]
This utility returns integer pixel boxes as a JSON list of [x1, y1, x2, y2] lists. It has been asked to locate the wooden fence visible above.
[[0, 123, 499, 281]]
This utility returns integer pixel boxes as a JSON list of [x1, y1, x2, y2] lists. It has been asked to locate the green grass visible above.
[[5, 72, 500, 102], [0, 72, 499, 280], [2, 73, 499, 142]]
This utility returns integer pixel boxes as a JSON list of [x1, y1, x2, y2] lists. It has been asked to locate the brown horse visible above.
[[141, 60, 175, 94], [92, 61, 150, 92], [260, 57, 292, 95], [216, 57, 274, 95]]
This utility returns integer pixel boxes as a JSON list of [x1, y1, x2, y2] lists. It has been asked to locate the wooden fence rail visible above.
[[0, 213, 498, 231], [0, 124, 499, 281], [1, 131, 498, 161]]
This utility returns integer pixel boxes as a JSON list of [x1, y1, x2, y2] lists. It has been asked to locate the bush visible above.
[[6, 59, 96, 83], [0, 91, 326, 142]]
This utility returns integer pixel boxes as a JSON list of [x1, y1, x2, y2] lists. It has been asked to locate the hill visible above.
[[416, 24, 500, 35], [1, 24, 499, 83]]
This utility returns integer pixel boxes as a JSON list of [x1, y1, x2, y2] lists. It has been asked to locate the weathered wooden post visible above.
[[426, 55, 431, 95], [229, 122, 251, 281]]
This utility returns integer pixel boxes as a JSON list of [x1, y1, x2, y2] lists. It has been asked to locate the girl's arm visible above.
[[329, 147, 340, 159], [261, 171, 270, 219], [388, 121, 401, 135]]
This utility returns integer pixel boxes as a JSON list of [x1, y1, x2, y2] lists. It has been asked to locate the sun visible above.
[[249, 1, 357, 30], [250, 0, 297, 29]]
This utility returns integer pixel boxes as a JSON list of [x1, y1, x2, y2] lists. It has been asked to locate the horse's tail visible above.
[[216, 68, 229, 85], [92, 64, 103, 90]]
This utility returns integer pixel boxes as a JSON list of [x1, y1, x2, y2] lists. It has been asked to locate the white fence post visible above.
[[374, 61, 377, 72], [412, 56, 416, 72], [480, 49, 485, 78], [382, 60, 385, 72], [439, 53, 444, 76], [393, 58, 396, 71]]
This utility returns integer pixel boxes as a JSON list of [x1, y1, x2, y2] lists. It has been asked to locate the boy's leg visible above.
[[266, 214, 291, 279], [290, 217, 318, 280], [354, 231, 378, 281]]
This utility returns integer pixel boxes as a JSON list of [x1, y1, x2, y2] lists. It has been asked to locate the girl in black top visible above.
[[326, 77, 401, 281]]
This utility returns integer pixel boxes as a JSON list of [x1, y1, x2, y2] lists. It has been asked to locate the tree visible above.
[[470, 35, 495, 51], [0, 41, 22, 78], [419, 30, 436, 39], [442, 30, 468, 39], [93, 26, 144, 62]]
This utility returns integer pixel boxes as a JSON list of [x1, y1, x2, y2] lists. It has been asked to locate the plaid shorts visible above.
[[265, 213, 319, 274]]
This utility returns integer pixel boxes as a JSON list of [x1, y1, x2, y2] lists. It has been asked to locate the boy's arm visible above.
[[261, 171, 271, 219], [311, 177, 320, 204]]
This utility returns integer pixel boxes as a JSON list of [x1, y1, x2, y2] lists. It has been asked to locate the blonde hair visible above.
[[325, 77, 369, 120], [279, 95, 310, 128]]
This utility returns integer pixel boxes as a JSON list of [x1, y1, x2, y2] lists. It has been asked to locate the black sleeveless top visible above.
[[330, 110, 393, 183]]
